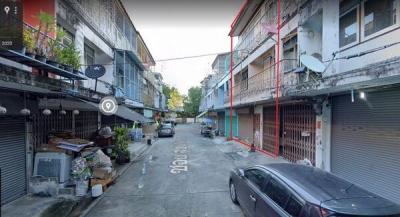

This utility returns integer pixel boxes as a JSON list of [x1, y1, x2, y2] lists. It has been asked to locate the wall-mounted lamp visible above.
[[20, 92, 30, 116], [359, 91, 366, 100], [42, 109, 52, 116], [20, 108, 31, 116], [351, 89, 354, 103], [0, 105, 7, 114]]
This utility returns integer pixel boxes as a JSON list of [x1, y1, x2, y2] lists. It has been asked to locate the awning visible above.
[[38, 97, 153, 123], [82, 99, 152, 123], [0, 80, 58, 94], [39, 98, 99, 111], [116, 105, 153, 123], [196, 110, 208, 119]]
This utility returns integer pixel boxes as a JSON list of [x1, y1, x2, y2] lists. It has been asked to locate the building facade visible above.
[[0, 0, 164, 205], [199, 0, 400, 204]]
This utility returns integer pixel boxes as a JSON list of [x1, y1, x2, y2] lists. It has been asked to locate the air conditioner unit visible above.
[[33, 152, 72, 183]]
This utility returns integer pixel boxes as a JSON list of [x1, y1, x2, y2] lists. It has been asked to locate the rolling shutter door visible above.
[[218, 113, 225, 135], [0, 117, 26, 204], [331, 89, 400, 204]]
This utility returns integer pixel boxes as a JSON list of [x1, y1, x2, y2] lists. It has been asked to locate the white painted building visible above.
[[199, 0, 400, 204]]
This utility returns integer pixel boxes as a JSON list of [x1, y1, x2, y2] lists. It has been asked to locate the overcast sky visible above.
[[122, 0, 242, 95]]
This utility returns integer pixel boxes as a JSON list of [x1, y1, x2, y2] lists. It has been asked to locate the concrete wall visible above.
[[74, 22, 114, 94]]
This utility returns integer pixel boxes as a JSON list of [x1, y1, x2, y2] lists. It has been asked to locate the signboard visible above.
[[0, 0, 23, 50], [85, 64, 106, 79]]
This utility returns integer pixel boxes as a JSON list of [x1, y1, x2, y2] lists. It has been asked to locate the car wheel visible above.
[[229, 181, 238, 204]]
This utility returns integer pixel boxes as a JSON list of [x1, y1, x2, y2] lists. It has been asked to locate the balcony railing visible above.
[[0, 64, 103, 98], [223, 59, 302, 106], [234, 11, 276, 67], [233, 0, 299, 68]]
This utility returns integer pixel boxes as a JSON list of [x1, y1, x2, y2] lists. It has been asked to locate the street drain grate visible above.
[[225, 152, 243, 160]]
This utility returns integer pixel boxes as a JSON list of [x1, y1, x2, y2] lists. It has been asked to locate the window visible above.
[[264, 178, 289, 208], [244, 169, 268, 189], [339, 1, 358, 47], [117, 69, 124, 89], [285, 197, 303, 217], [57, 25, 74, 46], [364, 0, 396, 37], [283, 35, 298, 72], [241, 71, 248, 91], [84, 44, 95, 66]]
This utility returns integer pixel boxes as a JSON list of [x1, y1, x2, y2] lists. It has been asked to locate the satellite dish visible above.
[[85, 64, 106, 79], [300, 55, 325, 73]]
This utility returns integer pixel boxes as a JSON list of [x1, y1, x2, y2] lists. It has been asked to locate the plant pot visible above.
[[19, 47, 26, 55], [63, 64, 73, 72], [47, 59, 59, 67], [35, 54, 47, 62], [25, 51, 35, 59], [116, 155, 130, 164]]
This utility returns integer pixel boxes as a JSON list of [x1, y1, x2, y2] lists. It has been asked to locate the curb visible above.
[[78, 141, 157, 217]]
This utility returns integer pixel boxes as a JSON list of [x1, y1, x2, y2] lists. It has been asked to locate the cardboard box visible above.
[[92, 167, 114, 180], [37, 143, 65, 153]]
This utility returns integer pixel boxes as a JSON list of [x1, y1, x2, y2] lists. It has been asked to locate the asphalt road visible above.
[[85, 124, 283, 217]]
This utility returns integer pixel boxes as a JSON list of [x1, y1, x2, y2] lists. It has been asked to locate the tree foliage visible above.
[[163, 84, 183, 111], [183, 86, 202, 117]]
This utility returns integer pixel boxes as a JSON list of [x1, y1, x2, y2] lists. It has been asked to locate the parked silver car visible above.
[[229, 163, 400, 217], [157, 124, 175, 137]]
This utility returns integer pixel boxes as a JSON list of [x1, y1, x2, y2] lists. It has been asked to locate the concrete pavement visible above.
[[84, 124, 286, 217]]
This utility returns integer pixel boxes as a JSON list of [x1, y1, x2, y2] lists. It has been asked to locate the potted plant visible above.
[[59, 44, 80, 72], [114, 127, 131, 164], [34, 11, 55, 62], [47, 28, 65, 67], [23, 28, 35, 58]]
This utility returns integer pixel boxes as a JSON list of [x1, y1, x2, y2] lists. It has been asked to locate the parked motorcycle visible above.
[[201, 124, 216, 138]]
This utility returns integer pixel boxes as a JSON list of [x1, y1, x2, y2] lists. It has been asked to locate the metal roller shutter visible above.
[[218, 113, 225, 136], [331, 89, 400, 204], [0, 117, 26, 204], [238, 113, 253, 143]]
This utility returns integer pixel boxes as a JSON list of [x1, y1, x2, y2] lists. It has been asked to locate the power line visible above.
[[154, 51, 231, 62]]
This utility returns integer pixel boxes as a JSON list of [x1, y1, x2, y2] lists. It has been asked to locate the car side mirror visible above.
[[238, 169, 245, 178]]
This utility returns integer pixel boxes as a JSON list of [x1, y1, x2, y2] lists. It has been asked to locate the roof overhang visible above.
[[39, 97, 152, 123], [229, 0, 264, 36]]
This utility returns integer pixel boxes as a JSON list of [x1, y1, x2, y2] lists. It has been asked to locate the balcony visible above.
[[0, 64, 102, 98], [234, 11, 276, 67], [223, 59, 307, 106], [0, 24, 86, 81]]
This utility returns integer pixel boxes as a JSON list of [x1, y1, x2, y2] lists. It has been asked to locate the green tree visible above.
[[163, 83, 183, 111], [183, 86, 202, 117], [168, 88, 183, 111]]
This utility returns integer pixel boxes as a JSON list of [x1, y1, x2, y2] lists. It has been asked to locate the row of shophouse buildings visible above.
[[0, 0, 166, 205], [199, 0, 400, 205]]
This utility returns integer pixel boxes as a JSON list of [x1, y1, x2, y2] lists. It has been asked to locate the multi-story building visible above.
[[200, 0, 400, 204], [0, 0, 160, 204]]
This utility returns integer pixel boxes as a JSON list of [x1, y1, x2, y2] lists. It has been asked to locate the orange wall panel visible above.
[[23, 0, 56, 39]]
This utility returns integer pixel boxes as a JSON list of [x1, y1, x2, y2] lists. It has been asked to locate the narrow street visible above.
[[85, 124, 283, 217]]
